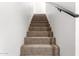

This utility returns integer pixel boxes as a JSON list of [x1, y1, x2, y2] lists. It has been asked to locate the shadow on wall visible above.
[[46, 2, 75, 56]]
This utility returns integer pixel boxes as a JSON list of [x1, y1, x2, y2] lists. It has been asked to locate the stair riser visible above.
[[31, 21, 48, 23], [32, 19, 47, 20], [30, 23, 49, 25], [31, 22, 49, 25], [20, 45, 53, 56], [29, 25, 50, 27], [32, 20, 48, 21], [27, 32, 53, 37], [29, 27, 51, 31], [30, 24, 50, 27], [24, 37, 52, 44], [32, 18, 48, 21]]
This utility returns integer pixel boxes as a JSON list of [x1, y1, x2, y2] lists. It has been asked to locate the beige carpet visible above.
[[20, 14, 60, 56]]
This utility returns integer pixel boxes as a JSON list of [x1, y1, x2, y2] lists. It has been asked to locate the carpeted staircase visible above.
[[20, 14, 60, 56]]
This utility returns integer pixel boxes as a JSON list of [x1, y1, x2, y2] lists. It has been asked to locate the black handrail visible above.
[[47, 2, 79, 18]]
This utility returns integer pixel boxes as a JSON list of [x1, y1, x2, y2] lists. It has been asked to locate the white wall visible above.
[[0, 2, 33, 56], [46, 2, 75, 56], [33, 2, 46, 14], [76, 2, 79, 56]]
